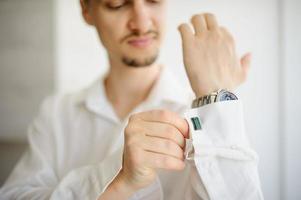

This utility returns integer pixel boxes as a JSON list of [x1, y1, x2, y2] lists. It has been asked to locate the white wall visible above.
[[0, 0, 54, 142], [55, 0, 283, 199], [55, 0, 107, 93], [283, 0, 301, 199]]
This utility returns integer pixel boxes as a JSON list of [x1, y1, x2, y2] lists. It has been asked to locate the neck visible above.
[[104, 57, 162, 120]]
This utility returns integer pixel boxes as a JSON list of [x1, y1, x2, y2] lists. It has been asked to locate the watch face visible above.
[[217, 90, 238, 101]]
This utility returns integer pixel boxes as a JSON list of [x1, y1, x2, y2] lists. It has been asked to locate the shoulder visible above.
[[32, 86, 91, 130]]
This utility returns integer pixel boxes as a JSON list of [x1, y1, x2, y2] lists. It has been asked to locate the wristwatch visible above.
[[191, 89, 238, 108]]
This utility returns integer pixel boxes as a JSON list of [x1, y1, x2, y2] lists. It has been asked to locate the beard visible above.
[[120, 30, 160, 67], [122, 53, 159, 68]]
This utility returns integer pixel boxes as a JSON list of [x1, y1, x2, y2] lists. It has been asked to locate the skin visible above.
[[80, 0, 252, 199], [178, 14, 251, 96], [81, 0, 168, 119]]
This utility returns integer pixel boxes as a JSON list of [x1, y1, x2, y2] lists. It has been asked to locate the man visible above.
[[0, 0, 264, 199]]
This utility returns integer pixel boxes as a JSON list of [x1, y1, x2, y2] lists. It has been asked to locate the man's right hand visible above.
[[101, 110, 189, 199]]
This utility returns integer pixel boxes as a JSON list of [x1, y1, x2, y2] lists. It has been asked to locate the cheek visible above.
[[95, 15, 127, 48], [151, 6, 167, 35], [153, 17, 167, 42], [157, 15, 167, 33]]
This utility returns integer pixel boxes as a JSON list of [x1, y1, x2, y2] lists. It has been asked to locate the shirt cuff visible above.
[[184, 100, 258, 161]]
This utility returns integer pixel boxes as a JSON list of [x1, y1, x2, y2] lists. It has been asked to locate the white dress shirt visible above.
[[0, 68, 264, 200]]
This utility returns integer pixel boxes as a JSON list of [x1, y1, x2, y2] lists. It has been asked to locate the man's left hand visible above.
[[178, 13, 251, 98]]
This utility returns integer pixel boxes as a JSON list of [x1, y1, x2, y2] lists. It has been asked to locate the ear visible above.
[[80, 0, 94, 26]]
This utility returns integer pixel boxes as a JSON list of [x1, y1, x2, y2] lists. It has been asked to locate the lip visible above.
[[127, 37, 153, 48]]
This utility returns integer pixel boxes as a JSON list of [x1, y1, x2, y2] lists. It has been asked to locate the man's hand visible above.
[[117, 110, 188, 195], [178, 13, 251, 98]]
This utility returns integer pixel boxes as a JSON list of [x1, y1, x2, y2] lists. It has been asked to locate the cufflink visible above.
[[191, 117, 202, 131]]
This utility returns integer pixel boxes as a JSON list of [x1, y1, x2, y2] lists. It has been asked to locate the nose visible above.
[[128, 2, 152, 34]]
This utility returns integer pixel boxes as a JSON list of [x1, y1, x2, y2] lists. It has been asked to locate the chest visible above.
[[55, 112, 125, 177]]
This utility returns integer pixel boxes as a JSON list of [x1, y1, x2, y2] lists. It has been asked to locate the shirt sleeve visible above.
[[183, 100, 264, 200], [49, 150, 123, 200], [0, 96, 122, 200]]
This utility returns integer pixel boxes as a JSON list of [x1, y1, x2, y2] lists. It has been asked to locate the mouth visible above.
[[127, 36, 154, 48]]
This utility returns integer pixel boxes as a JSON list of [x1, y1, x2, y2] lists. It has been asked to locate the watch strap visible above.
[[191, 89, 237, 108]]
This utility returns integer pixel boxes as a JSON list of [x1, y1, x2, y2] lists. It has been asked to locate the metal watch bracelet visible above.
[[191, 89, 238, 108]]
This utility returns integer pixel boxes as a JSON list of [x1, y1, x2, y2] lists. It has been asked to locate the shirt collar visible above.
[[77, 67, 194, 123]]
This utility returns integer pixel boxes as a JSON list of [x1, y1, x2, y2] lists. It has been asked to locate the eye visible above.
[[105, 1, 129, 10], [148, 0, 161, 4], [107, 4, 123, 10]]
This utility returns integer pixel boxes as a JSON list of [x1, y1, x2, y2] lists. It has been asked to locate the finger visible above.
[[133, 110, 189, 138], [191, 14, 207, 35], [204, 13, 219, 30], [241, 52, 252, 68], [220, 26, 235, 44], [239, 53, 252, 82], [178, 23, 193, 43], [137, 120, 185, 148], [144, 151, 185, 171], [142, 136, 184, 160]]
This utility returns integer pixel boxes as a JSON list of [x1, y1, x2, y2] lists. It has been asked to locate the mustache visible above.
[[121, 30, 159, 43]]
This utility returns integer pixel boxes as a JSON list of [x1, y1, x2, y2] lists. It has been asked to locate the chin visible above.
[[122, 53, 159, 67]]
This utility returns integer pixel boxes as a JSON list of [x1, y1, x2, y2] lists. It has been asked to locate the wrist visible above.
[[194, 88, 218, 99], [99, 171, 136, 200], [112, 171, 137, 197]]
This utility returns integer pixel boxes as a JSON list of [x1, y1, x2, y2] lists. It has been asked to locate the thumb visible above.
[[239, 52, 252, 82], [241, 52, 252, 69]]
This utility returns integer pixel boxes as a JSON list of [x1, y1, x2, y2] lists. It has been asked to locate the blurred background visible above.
[[0, 0, 300, 199]]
